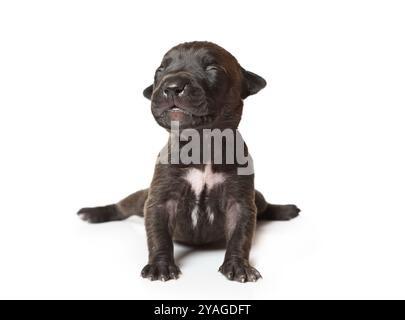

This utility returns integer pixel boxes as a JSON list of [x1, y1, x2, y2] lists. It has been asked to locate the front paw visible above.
[[141, 261, 181, 282], [219, 259, 262, 283]]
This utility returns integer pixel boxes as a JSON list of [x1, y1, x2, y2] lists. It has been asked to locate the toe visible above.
[[168, 265, 181, 279]]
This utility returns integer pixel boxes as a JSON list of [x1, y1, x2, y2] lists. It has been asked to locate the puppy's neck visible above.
[[156, 128, 251, 171]]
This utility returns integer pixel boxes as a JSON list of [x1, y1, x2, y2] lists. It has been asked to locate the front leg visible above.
[[141, 200, 181, 281], [220, 200, 262, 283]]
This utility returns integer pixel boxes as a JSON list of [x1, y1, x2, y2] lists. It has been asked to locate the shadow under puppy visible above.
[[78, 41, 300, 282]]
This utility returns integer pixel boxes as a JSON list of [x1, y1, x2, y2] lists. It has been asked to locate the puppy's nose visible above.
[[163, 80, 188, 98]]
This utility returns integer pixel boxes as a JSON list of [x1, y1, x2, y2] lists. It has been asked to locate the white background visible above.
[[1, 0, 404, 300]]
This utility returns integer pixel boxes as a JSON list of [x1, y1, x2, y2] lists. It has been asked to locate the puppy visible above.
[[78, 41, 300, 282]]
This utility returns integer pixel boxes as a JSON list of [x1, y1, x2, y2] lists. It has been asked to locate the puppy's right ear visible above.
[[143, 85, 153, 100]]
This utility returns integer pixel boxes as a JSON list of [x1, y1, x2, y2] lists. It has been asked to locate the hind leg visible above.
[[255, 190, 300, 221], [78, 189, 148, 223]]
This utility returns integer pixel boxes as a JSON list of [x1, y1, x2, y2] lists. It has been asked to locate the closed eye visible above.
[[206, 65, 219, 72], [156, 66, 165, 74]]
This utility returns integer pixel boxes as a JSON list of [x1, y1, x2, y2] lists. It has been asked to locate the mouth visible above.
[[157, 106, 215, 128], [169, 105, 191, 115], [167, 105, 192, 122]]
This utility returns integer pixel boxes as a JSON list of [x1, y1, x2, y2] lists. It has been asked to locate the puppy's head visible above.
[[143, 41, 266, 130]]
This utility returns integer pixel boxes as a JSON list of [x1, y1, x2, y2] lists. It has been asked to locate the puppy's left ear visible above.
[[241, 68, 267, 99], [143, 85, 153, 100]]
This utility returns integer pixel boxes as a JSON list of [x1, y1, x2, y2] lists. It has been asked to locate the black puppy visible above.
[[78, 42, 300, 283]]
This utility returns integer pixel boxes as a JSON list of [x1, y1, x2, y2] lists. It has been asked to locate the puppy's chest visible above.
[[181, 165, 226, 228]]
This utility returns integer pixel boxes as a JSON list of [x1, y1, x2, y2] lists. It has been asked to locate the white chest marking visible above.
[[184, 165, 225, 228], [191, 207, 199, 228], [207, 207, 215, 224], [184, 165, 225, 198]]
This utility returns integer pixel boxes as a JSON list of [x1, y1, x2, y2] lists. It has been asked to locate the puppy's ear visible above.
[[241, 68, 267, 99], [143, 85, 153, 100]]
